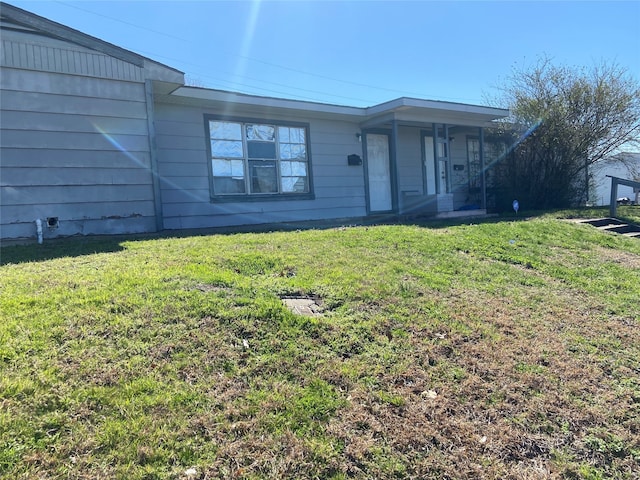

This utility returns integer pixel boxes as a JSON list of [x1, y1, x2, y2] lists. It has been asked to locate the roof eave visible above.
[[366, 96, 509, 118], [0, 1, 184, 81], [164, 87, 509, 128], [167, 87, 365, 117]]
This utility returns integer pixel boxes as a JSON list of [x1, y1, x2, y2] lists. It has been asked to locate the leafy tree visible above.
[[487, 58, 640, 210]]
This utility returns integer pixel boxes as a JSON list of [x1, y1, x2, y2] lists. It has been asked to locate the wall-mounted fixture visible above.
[[47, 217, 59, 228], [453, 164, 465, 171], [356, 133, 362, 142], [348, 154, 362, 166]]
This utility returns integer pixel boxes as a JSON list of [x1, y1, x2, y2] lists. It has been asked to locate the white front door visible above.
[[366, 133, 393, 212], [423, 135, 436, 194]]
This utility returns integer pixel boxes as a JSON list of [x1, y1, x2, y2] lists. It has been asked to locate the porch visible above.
[[358, 98, 507, 217]]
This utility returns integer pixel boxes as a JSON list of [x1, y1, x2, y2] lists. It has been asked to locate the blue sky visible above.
[[8, 1, 640, 107]]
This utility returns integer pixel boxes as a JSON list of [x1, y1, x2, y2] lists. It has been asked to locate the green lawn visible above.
[[1, 209, 639, 479]]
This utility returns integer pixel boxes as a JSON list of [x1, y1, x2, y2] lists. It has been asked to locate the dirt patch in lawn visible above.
[[594, 246, 640, 269], [321, 287, 640, 478]]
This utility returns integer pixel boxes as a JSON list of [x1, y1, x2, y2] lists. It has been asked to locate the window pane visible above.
[[280, 162, 307, 179], [278, 126, 290, 143], [247, 141, 276, 159], [278, 126, 305, 143], [230, 159, 244, 177], [212, 159, 232, 176], [290, 128, 305, 143], [280, 144, 292, 160], [246, 124, 275, 141], [249, 160, 278, 193], [213, 176, 245, 194], [290, 161, 307, 176], [211, 140, 243, 158], [210, 121, 241, 140], [281, 176, 307, 193], [280, 144, 305, 160], [291, 144, 306, 160], [213, 159, 245, 177]]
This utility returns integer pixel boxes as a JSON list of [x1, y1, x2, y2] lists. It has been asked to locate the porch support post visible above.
[[609, 176, 618, 217], [479, 127, 486, 209], [445, 124, 452, 193], [390, 119, 399, 212], [433, 123, 441, 194]]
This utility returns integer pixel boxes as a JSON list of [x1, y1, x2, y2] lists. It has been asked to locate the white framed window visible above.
[[206, 117, 311, 199]]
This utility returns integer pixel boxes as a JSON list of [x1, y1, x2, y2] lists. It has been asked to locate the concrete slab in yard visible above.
[[282, 297, 322, 316], [579, 218, 640, 238]]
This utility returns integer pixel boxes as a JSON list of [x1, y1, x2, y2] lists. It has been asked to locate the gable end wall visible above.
[[0, 29, 156, 241], [1, 30, 145, 82]]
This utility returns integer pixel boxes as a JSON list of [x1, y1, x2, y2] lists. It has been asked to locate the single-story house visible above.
[[0, 2, 509, 242]]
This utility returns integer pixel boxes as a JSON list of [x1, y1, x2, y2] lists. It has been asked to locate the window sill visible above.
[[210, 193, 315, 203]]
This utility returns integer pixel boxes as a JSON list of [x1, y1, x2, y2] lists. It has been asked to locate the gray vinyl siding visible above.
[[0, 30, 144, 82], [0, 62, 154, 240], [154, 103, 367, 230]]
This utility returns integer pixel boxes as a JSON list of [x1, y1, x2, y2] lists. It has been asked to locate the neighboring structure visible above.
[[0, 3, 509, 242], [591, 153, 640, 206]]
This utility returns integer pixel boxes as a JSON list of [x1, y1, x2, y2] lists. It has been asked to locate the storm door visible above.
[[423, 134, 437, 194], [365, 133, 393, 212]]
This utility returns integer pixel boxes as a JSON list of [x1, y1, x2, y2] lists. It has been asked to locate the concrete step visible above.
[[580, 218, 640, 238]]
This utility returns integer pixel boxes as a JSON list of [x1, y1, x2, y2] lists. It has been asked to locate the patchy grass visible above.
[[1, 213, 639, 479]]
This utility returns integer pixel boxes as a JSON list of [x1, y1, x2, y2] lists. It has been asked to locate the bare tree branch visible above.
[[486, 57, 640, 209]]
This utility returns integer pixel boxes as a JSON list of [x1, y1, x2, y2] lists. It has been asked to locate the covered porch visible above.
[[358, 98, 509, 217]]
